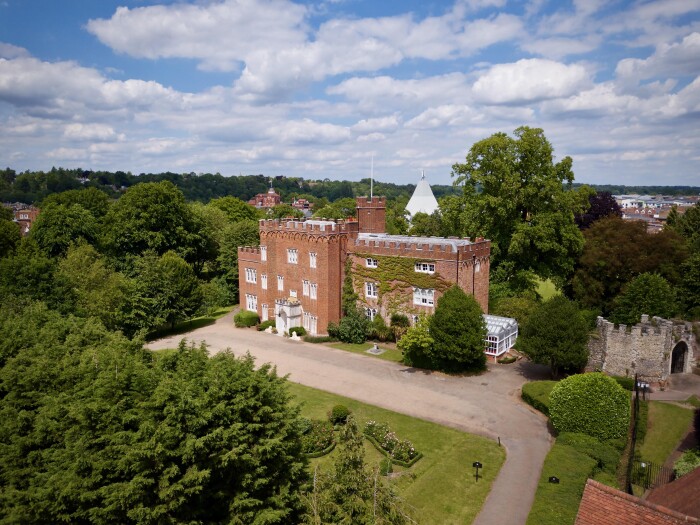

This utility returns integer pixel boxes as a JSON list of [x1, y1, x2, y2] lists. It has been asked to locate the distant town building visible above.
[[2, 203, 40, 236], [248, 185, 281, 209], [405, 173, 439, 218], [238, 195, 516, 357]]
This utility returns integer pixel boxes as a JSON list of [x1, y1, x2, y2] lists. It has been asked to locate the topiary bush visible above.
[[549, 372, 630, 441], [234, 310, 260, 327], [328, 404, 351, 425], [289, 326, 306, 337], [257, 320, 275, 331], [556, 432, 621, 475]]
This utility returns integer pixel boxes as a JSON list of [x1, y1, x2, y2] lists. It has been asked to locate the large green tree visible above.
[[29, 203, 99, 257], [517, 296, 590, 377], [208, 195, 260, 223], [570, 216, 688, 313], [41, 187, 111, 219], [0, 216, 20, 258], [452, 127, 591, 288], [668, 203, 700, 252], [610, 273, 678, 325], [427, 286, 487, 373]]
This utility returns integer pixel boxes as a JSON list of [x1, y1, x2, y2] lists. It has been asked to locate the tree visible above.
[[337, 307, 370, 344], [398, 314, 434, 369], [0, 217, 20, 258], [0, 240, 57, 304], [29, 203, 98, 257], [570, 216, 688, 313], [208, 195, 260, 223], [269, 204, 304, 219], [610, 273, 678, 325], [41, 187, 111, 218], [668, 203, 700, 253], [679, 253, 700, 319], [428, 286, 487, 373], [490, 296, 539, 327], [549, 373, 630, 441], [408, 211, 442, 237], [452, 127, 591, 288], [517, 296, 590, 377], [217, 219, 260, 302], [101, 181, 212, 267], [574, 191, 622, 229]]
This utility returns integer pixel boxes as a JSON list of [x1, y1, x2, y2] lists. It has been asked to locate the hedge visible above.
[[305, 441, 337, 458], [257, 320, 275, 331], [303, 335, 336, 343], [234, 310, 259, 327], [289, 326, 307, 337], [549, 373, 630, 441], [521, 381, 558, 417], [556, 432, 621, 475], [365, 434, 424, 468]]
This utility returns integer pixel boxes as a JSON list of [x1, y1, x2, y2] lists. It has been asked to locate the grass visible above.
[[146, 306, 235, 341], [327, 341, 404, 363], [526, 441, 597, 525], [638, 401, 693, 466], [685, 395, 700, 408], [521, 380, 558, 416], [287, 382, 505, 525], [536, 279, 560, 301]]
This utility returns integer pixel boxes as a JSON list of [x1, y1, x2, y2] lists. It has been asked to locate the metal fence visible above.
[[630, 459, 675, 489]]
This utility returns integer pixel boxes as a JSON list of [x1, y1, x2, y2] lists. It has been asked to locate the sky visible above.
[[1, 0, 699, 187]]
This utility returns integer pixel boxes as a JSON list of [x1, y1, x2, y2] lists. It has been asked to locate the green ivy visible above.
[[352, 253, 451, 311]]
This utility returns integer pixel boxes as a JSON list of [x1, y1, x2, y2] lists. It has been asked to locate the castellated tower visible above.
[[356, 196, 386, 234]]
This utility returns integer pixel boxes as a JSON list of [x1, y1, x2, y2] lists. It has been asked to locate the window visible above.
[[261, 274, 267, 290], [365, 307, 378, 320], [413, 288, 434, 306], [310, 283, 317, 300], [302, 280, 310, 296], [290, 289, 297, 298], [303, 312, 318, 335], [415, 262, 435, 274], [475, 259, 481, 272], [366, 282, 378, 298], [261, 246, 267, 261], [287, 248, 298, 264], [20, 213, 28, 220], [309, 252, 317, 268], [261, 304, 268, 322], [277, 275, 284, 291], [245, 268, 257, 283], [366, 258, 378, 268], [245, 294, 257, 311]]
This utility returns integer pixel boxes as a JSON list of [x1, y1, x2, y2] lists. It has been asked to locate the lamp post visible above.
[[473, 461, 482, 482]]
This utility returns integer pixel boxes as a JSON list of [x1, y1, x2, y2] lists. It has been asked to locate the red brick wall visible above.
[[356, 196, 386, 234]]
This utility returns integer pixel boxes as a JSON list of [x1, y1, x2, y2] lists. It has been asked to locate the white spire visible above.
[[406, 171, 439, 217]]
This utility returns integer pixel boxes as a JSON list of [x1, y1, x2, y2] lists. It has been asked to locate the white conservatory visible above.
[[483, 315, 518, 358]]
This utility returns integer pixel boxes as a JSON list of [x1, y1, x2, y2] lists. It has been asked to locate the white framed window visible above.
[[365, 307, 378, 320], [302, 280, 310, 296], [277, 275, 284, 291], [290, 289, 297, 298], [245, 267, 257, 283], [245, 294, 257, 311], [310, 283, 317, 300], [261, 304, 268, 322], [287, 248, 298, 264], [309, 252, 317, 268], [261, 274, 267, 290], [366, 258, 378, 268], [303, 312, 318, 335], [261, 246, 267, 262], [413, 287, 434, 306], [414, 262, 435, 274], [475, 259, 481, 272], [20, 213, 28, 220], [366, 282, 378, 298]]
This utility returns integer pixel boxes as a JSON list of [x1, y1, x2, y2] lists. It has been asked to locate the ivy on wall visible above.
[[351, 253, 451, 313]]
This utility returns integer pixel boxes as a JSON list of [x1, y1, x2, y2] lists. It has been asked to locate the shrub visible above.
[[234, 310, 259, 327], [549, 372, 630, 441], [390, 313, 410, 328], [497, 355, 516, 364], [521, 381, 557, 416], [363, 420, 420, 464], [257, 320, 275, 331], [303, 335, 336, 343], [289, 326, 306, 337], [300, 419, 335, 454], [379, 457, 393, 476], [370, 314, 394, 342], [556, 432, 621, 475], [364, 420, 391, 442], [337, 308, 370, 344], [328, 404, 351, 425], [674, 449, 700, 477], [327, 321, 340, 339]]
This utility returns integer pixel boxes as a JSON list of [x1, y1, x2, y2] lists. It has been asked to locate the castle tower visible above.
[[356, 196, 386, 234]]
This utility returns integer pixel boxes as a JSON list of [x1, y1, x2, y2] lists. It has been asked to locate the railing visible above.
[[630, 459, 675, 490]]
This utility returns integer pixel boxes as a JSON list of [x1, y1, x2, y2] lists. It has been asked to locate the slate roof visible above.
[[575, 479, 699, 525]]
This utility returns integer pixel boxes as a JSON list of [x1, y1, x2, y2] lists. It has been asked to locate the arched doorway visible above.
[[277, 310, 288, 335], [671, 342, 688, 374]]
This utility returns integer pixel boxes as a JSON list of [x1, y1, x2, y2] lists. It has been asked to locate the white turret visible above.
[[405, 171, 439, 218]]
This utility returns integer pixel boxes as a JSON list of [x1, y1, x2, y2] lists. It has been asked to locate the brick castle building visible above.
[[238, 195, 491, 337]]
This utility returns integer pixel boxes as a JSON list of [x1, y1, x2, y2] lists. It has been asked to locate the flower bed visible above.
[[364, 420, 423, 467], [301, 419, 335, 457]]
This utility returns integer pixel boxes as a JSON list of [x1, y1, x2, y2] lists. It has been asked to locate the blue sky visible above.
[[1, 0, 699, 186]]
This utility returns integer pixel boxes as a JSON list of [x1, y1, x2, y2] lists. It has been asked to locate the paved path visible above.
[[148, 313, 553, 525]]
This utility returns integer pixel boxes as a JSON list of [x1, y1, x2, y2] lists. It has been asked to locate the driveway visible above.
[[147, 313, 553, 525]]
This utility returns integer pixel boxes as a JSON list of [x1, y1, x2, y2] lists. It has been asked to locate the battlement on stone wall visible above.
[[258, 218, 359, 234], [596, 315, 673, 337], [356, 196, 386, 208], [238, 246, 261, 255], [352, 236, 490, 258]]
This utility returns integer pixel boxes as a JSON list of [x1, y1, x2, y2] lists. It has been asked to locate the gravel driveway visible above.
[[147, 313, 553, 525]]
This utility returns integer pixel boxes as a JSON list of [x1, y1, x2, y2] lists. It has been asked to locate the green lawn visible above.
[[526, 441, 597, 525], [288, 382, 505, 525], [638, 401, 693, 466], [327, 341, 404, 363], [536, 279, 560, 301]]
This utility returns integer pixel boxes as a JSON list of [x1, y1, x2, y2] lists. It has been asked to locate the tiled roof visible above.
[[575, 479, 699, 525], [647, 467, 700, 519]]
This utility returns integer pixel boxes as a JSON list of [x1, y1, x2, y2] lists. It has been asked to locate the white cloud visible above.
[[472, 59, 591, 104], [0, 42, 29, 59], [521, 36, 600, 59], [406, 105, 475, 129], [616, 32, 700, 82], [64, 123, 122, 142]]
